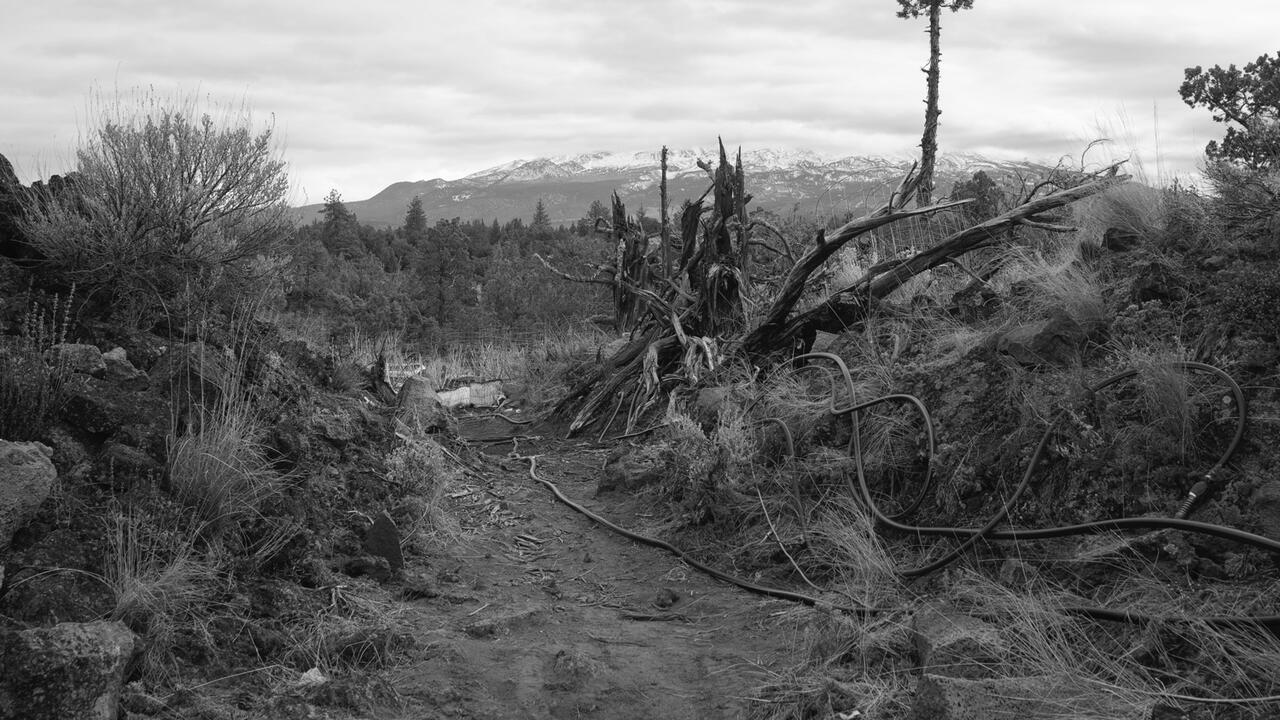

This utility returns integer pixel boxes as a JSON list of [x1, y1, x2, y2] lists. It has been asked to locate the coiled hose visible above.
[[520, 354, 1280, 631], [796, 351, 1280, 631]]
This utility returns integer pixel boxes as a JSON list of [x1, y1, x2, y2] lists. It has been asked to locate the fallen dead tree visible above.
[[546, 142, 1129, 435]]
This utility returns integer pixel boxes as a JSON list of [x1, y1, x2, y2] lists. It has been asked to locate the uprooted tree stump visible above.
[[541, 141, 1129, 436]]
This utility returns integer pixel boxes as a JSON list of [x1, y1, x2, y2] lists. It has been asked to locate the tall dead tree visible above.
[[541, 140, 1129, 435], [897, 0, 975, 205]]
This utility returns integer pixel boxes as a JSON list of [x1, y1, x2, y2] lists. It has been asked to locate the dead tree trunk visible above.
[[917, 1, 942, 205]]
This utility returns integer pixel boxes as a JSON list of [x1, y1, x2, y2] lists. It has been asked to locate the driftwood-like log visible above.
[[743, 168, 971, 355], [760, 170, 1130, 349], [533, 253, 615, 286]]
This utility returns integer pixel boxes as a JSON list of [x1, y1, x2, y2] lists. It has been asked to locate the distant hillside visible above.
[[292, 149, 1033, 228]]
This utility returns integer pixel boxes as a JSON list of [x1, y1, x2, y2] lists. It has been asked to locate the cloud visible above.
[[3, 0, 1278, 198]]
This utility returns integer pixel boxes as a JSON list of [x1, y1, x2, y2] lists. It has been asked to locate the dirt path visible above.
[[385, 422, 803, 719]]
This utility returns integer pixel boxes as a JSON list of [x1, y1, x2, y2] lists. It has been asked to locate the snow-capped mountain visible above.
[[294, 149, 1023, 228]]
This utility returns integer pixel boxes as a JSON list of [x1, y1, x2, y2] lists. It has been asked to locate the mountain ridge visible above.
[[293, 149, 1033, 228]]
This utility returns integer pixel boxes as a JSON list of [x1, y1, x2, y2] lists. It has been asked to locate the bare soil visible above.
[[384, 420, 803, 719]]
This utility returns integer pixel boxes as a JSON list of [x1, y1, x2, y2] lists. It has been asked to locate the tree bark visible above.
[[916, 1, 942, 206]]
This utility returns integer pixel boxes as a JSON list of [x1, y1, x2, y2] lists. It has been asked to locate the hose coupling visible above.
[[1174, 474, 1214, 519]]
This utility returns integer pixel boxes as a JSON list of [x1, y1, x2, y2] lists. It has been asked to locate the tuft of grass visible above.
[[803, 496, 904, 609], [106, 511, 223, 683], [1100, 342, 1238, 470], [993, 242, 1108, 329], [750, 608, 913, 720], [282, 589, 409, 673], [167, 400, 278, 534], [164, 314, 280, 539], [1073, 181, 1166, 245]]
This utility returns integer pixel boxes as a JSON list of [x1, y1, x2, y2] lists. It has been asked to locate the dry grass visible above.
[[165, 307, 284, 547], [951, 568, 1280, 717], [1073, 181, 1166, 244], [1096, 341, 1240, 470], [167, 400, 278, 533], [750, 607, 914, 720], [991, 241, 1107, 328], [106, 511, 224, 683], [804, 496, 904, 609], [282, 587, 410, 673]]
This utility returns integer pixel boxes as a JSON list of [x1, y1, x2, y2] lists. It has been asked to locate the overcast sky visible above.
[[3, 1, 1277, 202]]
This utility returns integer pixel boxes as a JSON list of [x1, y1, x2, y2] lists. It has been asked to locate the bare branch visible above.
[[534, 253, 615, 286], [747, 218, 796, 263], [1017, 219, 1077, 233]]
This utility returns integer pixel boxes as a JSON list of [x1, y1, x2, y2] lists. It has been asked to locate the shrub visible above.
[[106, 511, 222, 682], [19, 89, 292, 325], [1214, 262, 1280, 340]]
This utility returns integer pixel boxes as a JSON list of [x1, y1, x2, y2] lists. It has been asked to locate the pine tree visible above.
[[320, 189, 362, 259], [532, 199, 551, 230], [1181, 52, 1280, 169], [403, 195, 428, 239]]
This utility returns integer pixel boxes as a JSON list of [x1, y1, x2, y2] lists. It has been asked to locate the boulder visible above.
[[0, 620, 137, 720], [1251, 480, 1280, 540], [993, 311, 1085, 367], [599, 444, 666, 494], [912, 605, 1005, 680], [949, 283, 1002, 323], [911, 673, 1154, 720], [1199, 255, 1229, 272], [0, 151, 17, 187], [42, 423, 94, 478], [1, 527, 115, 624], [692, 386, 733, 430], [46, 343, 106, 378], [312, 406, 359, 446], [997, 558, 1039, 590], [148, 341, 232, 411], [102, 347, 149, 390], [394, 377, 452, 435], [96, 442, 162, 489], [0, 440, 56, 549], [364, 511, 404, 573], [63, 377, 169, 437], [1128, 260, 1181, 304], [1101, 227, 1142, 252], [340, 555, 392, 583]]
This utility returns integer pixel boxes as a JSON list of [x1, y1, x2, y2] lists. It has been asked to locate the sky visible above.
[[3, 0, 1277, 203]]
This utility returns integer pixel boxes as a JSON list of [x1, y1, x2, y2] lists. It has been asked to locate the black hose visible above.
[[793, 354, 1255, 561], [514, 453, 883, 616], [522, 353, 1274, 631]]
